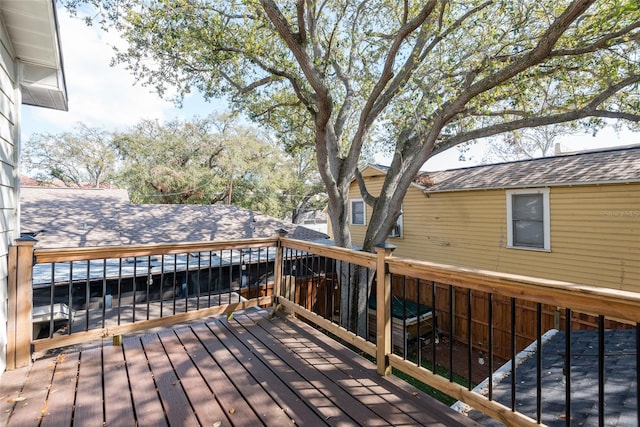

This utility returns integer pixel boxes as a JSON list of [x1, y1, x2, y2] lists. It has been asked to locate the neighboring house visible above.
[[0, 1, 68, 372], [346, 145, 640, 293], [20, 187, 329, 249]]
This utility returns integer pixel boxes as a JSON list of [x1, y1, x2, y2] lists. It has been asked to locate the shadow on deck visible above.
[[0, 308, 479, 426]]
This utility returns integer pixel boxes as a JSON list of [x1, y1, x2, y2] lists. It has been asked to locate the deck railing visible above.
[[7, 234, 640, 427]]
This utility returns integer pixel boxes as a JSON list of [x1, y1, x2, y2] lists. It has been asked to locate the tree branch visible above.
[[354, 168, 378, 206]]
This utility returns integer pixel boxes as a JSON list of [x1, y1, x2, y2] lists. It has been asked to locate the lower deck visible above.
[[0, 308, 478, 426]]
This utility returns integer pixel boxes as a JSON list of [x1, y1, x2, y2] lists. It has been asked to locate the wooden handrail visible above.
[[280, 237, 377, 269], [34, 238, 279, 263], [387, 256, 640, 324]]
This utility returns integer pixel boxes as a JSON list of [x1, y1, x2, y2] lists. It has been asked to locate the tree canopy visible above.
[[23, 115, 325, 221], [23, 123, 116, 188], [63, 0, 640, 251]]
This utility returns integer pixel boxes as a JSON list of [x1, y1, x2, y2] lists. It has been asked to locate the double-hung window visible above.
[[350, 199, 366, 225], [506, 188, 550, 251]]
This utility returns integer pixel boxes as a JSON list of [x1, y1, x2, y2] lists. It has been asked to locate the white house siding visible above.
[[0, 18, 20, 373]]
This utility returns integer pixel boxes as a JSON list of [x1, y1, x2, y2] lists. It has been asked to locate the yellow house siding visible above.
[[347, 173, 640, 292]]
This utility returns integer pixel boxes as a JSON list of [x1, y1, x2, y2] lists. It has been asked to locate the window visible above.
[[506, 188, 550, 251], [389, 212, 403, 238], [350, 199, 366, 225]]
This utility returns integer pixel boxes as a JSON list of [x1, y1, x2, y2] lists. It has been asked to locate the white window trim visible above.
[[350, 198, 366, 226], [506, 188, 551, 251]]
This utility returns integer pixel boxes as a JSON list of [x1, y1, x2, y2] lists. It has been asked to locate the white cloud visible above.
[[21, 8, 217, 138]]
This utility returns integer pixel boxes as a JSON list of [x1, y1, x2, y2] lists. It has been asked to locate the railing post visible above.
[[273, 229, 288, 309], [374, 242, 395, 376], [7, 236, 37, 370]]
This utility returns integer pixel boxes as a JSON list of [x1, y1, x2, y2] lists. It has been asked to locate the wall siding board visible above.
[[0, 18, 19, 374], [348, 176, 640, 292]]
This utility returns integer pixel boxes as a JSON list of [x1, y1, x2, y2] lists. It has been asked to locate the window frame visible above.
[[389, 210, 403, 238], [506, 188, 551, 251], [350, 198, 366, 226]]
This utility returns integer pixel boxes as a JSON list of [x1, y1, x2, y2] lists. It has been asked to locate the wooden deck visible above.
[[0, 308, 479, 426]]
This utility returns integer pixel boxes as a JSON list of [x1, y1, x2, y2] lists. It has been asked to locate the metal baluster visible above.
[[565, 308, 572, 427], [511, 297, 516, 411], [467, 288, 472, 390], [536, 303, 542, 423], [449, 285, 454, 382], [598, 315, 605, 427], [488, 293, 493, 400]]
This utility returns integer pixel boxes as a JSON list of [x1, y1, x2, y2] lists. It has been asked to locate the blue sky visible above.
[[21, 7, 637, 172]]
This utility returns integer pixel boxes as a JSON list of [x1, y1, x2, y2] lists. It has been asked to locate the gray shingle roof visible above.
[[20, 187, 329, 248], [416, 145, 640, 192], [462, 329, 637, 426]]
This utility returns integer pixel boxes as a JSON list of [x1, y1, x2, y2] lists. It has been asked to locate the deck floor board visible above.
[[0, 308, 480, 426], [102, 344, 136, 427]]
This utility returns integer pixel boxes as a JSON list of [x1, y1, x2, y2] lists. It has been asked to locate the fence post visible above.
[[7, 236, 37, 370], [374, 242, 395, 376], [273, 229, 288, 310]]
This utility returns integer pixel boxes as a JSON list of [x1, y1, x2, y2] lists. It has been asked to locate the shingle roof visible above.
[[20, 187, 329, 248], [461, 329, 637, 426], [416, 145, 640, 192]]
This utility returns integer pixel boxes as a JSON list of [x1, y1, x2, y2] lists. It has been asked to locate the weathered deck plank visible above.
[[159, 329, 231, 426], [0, 308, 480, 427], [234, 310, 389, 425], [40, 352, 78, 427], [194, 320, 319, 425], [122, 336, 168, 427], [74, 346, 103, 426], [139, 333, 200, 426], [172, 326, 261, 426], [2, 356, 55, 426], [102, 344, 135, 427]]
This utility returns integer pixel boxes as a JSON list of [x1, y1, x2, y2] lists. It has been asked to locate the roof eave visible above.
[[422, 179, 640, 194], [1, 0, 68, 111]]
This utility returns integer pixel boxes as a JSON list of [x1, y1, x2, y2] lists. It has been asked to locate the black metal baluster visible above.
[[48, 263, 55, 339], [432, 282, 437, 374], [196, 251, 202, 311], [160, 255, 165, 317], [488, 293, 493, 400], [217, 250, 223, 306], [467, 288, 472, 390], [146, 256, 151, 320], [68, 262, 73, 335], [536, 303, 542, 423], [102, 259, 107, 329], [636, 323, 640, 425], [172, 254, 178, 315], [185, 253, 190, 311], [132, 259, 137, 323], [449, 285, 454, 382], [117, 259, 122, 325], [417, 279, 421, 364], [598, 315, 605, 427], [511, 297, 516, 411], [207, 251, 213, 308], [402, 275, 407, 357], [565, 308, 572, 427], [85, 260, 90, 331]]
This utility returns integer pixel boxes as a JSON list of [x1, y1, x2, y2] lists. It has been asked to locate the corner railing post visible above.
[[374, 242, 395, 376], [273, 229, 288, 310], [7, 236, 37, 370]]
